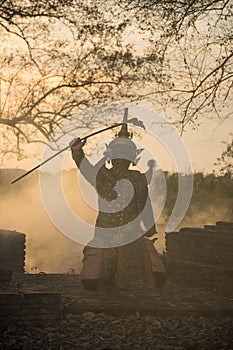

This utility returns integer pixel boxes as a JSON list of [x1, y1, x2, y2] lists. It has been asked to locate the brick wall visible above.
[[0, 230, 26, 276], [164, 221, 233, 295]]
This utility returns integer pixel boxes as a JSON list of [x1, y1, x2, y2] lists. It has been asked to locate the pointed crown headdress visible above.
[[105, 108, 144, 163]]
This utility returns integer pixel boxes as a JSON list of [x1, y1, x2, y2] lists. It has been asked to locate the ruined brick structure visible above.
[[165, 221, 233, 295], [0, 230, 63, 327], [0, 229, 25, 282]]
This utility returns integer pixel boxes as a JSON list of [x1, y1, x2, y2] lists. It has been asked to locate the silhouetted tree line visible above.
[[159, 171, 233, 225], [1, 169, 232, 224]]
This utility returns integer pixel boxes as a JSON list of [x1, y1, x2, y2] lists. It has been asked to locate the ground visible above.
[[0, 275, 233, 349]]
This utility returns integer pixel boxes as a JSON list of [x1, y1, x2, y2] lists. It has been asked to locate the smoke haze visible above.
[[0, 169, 232, 273]]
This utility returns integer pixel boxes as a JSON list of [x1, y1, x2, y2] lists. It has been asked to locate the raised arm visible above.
[[70, 138, 97, 186], [70, 138, 116, 191], [139, 173, 157, 237]]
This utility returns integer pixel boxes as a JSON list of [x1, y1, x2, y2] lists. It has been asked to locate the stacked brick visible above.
[[0, 231, 63, 327], [0, 291, 62, 328], [0, 230, 26, 283], [165, 221, 233, 295], [22, 273, 80, 294]]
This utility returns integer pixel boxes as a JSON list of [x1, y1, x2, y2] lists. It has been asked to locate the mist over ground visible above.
[[0, 169, 232, 273]]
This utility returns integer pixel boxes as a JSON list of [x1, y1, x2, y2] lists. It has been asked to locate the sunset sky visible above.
[[2, 105, 232, 174], [0, 2, 232, 175]]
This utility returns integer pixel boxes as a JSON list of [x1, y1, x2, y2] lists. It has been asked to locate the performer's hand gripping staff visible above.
[[11, 108, 145, 185], [69, 138, 86, 152]]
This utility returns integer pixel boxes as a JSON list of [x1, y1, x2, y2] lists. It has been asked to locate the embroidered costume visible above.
[[71, 118, 166, 289]]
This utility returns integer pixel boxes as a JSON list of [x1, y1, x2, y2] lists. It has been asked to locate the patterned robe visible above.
[[72, 149, 165, 289]]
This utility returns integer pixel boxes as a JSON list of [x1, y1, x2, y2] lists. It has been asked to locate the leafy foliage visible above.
[[118, 0, 233, 129], [159, 171, 233, 226], [0, 1, 167, 159], [215, 134, 233, 175], [0, 0, 232, 171]]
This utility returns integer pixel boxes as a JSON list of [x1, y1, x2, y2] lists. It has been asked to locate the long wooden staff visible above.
[[11, 122, 124, 184], [11, 109, 145, 184]]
